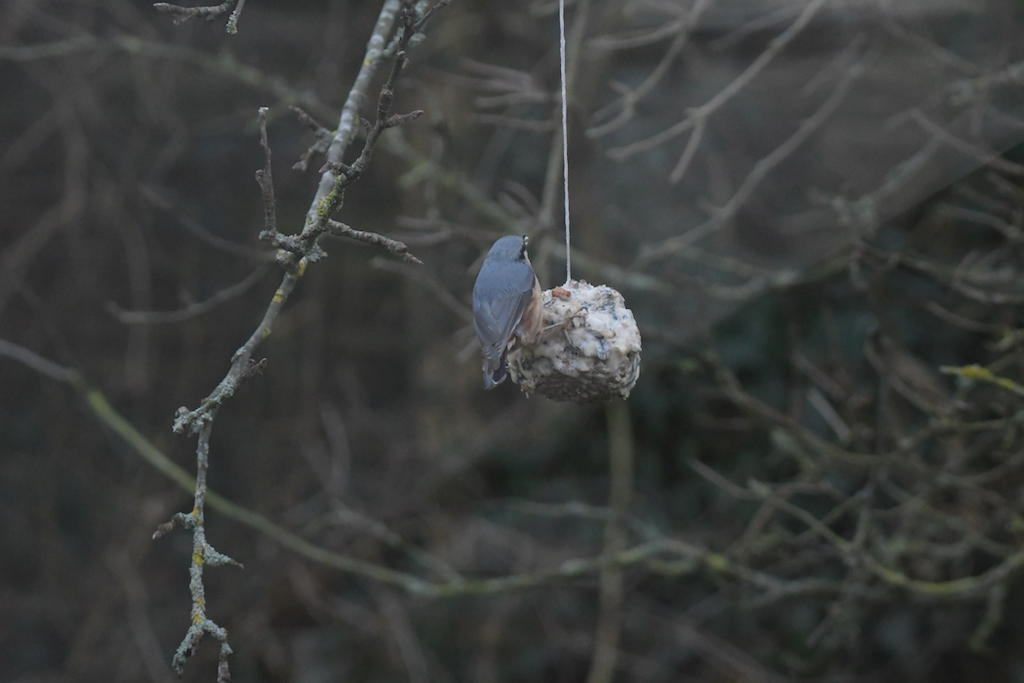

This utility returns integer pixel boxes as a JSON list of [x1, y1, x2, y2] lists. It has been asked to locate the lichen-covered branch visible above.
[[326, 219, 422, 264], [153, 0, 248, 34], [152, 422, 242, 680], [151, 1, 436, 678]]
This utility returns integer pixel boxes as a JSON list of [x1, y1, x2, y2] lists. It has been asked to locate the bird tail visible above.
[[482, 349, 509, 389]]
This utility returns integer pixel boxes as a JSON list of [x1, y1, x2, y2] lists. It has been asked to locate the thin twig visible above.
[[638, 43, 866, 264], [327, 219, 423, 265], [911, 109, 1024, 178], [141, 186, 269, 260], [255, 107, 277, 236], [588, 0, 712, 139], [152, 1, 248, 34], [607, 0, 829, 162], [290, 105, 334, 172], [0, 338, 76, 382], [106, 265, 270, 325]]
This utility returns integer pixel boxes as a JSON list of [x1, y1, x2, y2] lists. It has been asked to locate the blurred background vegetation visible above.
[[3, 1, 1024, 681]]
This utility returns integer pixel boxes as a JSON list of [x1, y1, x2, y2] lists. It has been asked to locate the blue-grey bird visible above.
[[472, 235, 543, 389]]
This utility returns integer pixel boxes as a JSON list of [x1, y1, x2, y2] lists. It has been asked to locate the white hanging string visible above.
[[559, 0, 572, 284]]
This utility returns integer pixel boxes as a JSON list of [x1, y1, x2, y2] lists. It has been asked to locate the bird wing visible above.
[[472, 261, 536, 361]]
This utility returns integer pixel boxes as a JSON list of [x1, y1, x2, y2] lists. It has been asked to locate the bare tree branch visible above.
[[151, 1, 434, 678], [153, 0, 248, 34]]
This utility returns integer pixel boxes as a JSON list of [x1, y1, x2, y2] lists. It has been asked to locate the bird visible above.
[[472, 235, 543, 389]]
